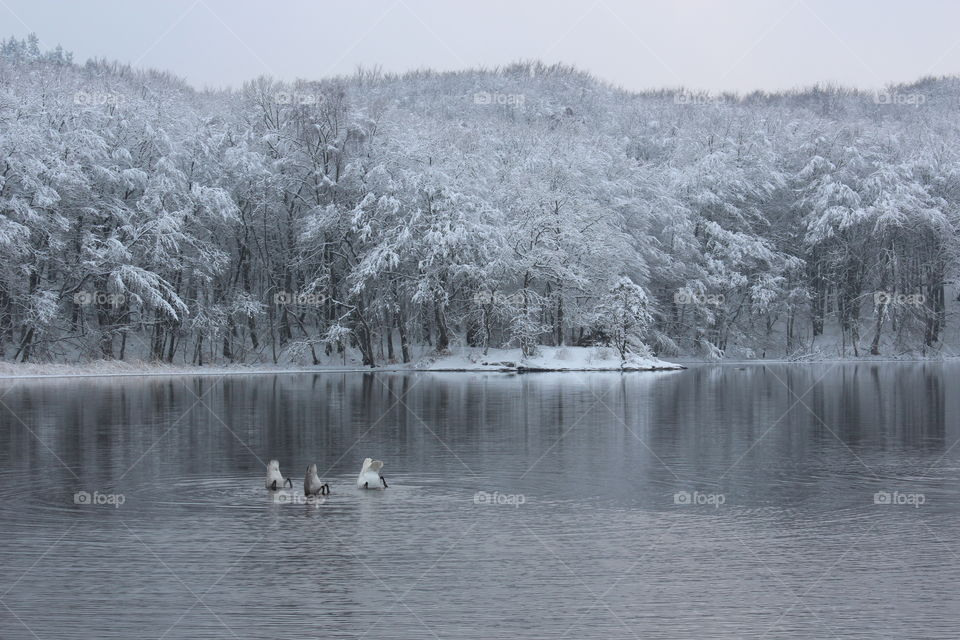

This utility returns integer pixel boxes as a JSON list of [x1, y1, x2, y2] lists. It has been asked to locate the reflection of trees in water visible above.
[[0, 366, 952, 502]]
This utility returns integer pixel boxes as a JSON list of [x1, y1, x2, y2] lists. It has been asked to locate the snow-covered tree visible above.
[[597, 277, 654, 361]]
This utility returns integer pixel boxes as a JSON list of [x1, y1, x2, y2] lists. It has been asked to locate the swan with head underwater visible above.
[[304, 464, 330, 497], [357, 457, 388, 489], [265, 459, 293, 490]]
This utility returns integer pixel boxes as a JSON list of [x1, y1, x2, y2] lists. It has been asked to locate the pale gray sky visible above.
[[4, 0, 960, 93]]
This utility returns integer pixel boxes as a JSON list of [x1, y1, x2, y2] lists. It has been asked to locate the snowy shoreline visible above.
[[0, 347, 684, 380], [1, 347, 956, 381]]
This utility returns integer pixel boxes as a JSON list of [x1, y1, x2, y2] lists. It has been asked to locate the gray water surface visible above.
[[1, 363, 958, 638]]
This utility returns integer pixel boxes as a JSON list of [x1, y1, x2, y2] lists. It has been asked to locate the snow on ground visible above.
[[0, 360, 359, 380], [414, 346, 684, 372], [0, 346, 683, 379], [5, 342, 958, 380]]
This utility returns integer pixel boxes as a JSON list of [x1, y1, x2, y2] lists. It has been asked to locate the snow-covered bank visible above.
[[0, 347, 683, 379], [8, 346, 960, 380], [413, 347, 684, 372], [0, 360, 363, 380]]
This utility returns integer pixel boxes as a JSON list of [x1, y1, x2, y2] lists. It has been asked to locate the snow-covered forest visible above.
[[1, 34, 958, 365]]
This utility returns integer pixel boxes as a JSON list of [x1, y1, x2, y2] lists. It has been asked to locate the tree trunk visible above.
[[396, 311, 410, 363], [434, 302, 449, 353], [870, 302, 886, 356], [555, 292, 564, 346]]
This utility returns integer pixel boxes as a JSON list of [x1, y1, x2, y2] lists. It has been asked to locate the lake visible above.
[[1, 363, 958, 638]]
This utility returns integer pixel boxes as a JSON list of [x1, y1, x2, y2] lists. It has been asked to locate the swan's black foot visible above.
[[381, 477, 388, 489], [322, 484, 330, 495], [364, 481, 369, 489], [284, 478, 293, 488], [271, 480, 278, 490]]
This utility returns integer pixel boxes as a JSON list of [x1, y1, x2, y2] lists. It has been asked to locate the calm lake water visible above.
[[1, 363, 959, 639]]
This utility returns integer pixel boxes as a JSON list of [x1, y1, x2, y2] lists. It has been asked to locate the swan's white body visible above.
[[304, 464, 329, 496], [357, 458, 386, 489], [265, 459, 290, 490]]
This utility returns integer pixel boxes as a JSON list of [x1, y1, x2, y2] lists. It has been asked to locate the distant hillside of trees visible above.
[[2, 34, 959, 364]]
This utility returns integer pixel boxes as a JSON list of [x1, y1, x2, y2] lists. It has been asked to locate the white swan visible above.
[[357, 457, 388, 489], [265, 459, 292, 490], [304, 464, 330, 496]]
